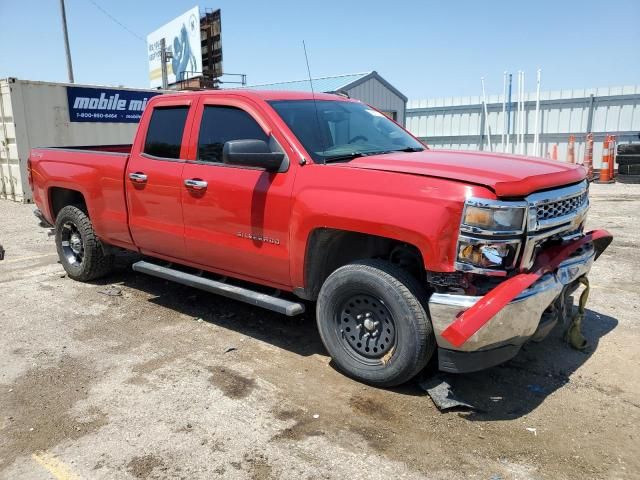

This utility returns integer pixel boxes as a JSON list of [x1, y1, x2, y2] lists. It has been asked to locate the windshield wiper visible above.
[[392, 147, 424, 152], [323, 152, 370, 163], [324, 147, 422, 163]]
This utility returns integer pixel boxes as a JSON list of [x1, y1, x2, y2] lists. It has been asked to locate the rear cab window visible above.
[[144, 107, 190, 159]]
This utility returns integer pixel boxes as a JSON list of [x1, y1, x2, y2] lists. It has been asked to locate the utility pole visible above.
[[160, 38, 169, 90], [59, 0, 74, 83], [506, 73, 512, 152]]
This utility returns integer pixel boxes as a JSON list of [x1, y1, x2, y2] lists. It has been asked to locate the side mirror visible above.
[[222, 139, 284, 172]]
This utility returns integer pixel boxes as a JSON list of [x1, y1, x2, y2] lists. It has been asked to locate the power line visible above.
[[87, 0, 146, 42]]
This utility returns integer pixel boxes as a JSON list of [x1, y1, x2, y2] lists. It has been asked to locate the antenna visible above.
[[302, 41, 326, 163]]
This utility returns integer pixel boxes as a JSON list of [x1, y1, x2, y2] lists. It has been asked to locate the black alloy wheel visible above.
[[54, 205, 114, 281]]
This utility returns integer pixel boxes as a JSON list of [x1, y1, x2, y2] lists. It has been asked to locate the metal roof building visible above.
[[243, 71, 408, 125]]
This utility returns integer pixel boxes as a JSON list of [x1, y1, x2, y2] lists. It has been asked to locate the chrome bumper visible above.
[[429, 244, 596, 352]]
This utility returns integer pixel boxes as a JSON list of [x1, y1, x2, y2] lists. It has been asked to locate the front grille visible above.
[[536, 191, 588, 222], [519, 181, 589, 269]]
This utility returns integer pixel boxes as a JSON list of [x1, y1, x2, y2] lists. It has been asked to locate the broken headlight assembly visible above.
[[457, 237, 520, 271], [455, 198, 528, 276]]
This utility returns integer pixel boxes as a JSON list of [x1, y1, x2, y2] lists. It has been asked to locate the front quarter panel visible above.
[[289, 163, 496, 288]]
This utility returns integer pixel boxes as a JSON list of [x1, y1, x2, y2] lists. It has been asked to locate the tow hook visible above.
[[565, 276, 591, 350]]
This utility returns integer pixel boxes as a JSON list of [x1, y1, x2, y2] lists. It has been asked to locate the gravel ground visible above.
[[0, 183, 639, 480]]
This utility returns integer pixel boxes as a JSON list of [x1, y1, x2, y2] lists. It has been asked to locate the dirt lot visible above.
[[1, 183, 639, 480]]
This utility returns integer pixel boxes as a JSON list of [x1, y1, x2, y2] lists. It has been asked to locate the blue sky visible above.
[[1, 0, 638, 99]]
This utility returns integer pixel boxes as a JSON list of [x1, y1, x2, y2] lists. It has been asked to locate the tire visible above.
[[617, 144, 640, 155], [54, 205, 114, 281], [616, 155, 640, 166], [616, 173, 640, 184], [316, 259, 435, 387], [618, 164, 640, 175]]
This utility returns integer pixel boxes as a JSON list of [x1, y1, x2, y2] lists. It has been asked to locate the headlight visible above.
[[463, 205, 525, 233], [456, 198, 527, 274], [457, 238, 520, 269]]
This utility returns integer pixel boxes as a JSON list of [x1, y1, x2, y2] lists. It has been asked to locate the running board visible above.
[[132, 261, 305, 316]]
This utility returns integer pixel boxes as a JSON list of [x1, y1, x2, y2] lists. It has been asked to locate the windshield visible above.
[[268, 99, 424, 163]]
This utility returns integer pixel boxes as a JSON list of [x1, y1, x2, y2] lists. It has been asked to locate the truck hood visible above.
[[343, 149, 586, 197]]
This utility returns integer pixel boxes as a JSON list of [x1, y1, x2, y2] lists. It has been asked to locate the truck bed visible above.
[[29, 145, 134, 250]]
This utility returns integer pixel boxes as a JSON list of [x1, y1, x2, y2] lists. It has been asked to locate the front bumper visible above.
[[429, 244, 596, 372]]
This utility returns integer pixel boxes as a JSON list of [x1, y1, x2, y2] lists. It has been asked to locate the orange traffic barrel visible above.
[[595, 135, 614, 183]]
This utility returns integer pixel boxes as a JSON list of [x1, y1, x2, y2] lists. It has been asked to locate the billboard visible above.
[[147, 6, 202, 88], [67, 86, 161, 123]]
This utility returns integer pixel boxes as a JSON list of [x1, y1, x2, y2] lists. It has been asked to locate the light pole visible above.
[[59, 0, 74, 83]]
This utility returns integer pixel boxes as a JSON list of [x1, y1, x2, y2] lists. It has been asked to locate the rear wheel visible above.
[[316, 260, 435, 387], [55, 205, 114, 281]]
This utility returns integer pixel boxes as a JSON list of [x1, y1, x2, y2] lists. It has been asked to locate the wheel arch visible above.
[[49, 186, 88, 220], [297, 228, 425, 300]]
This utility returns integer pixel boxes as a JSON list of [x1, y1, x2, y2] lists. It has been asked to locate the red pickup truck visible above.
[[29, 90, 611, 386]]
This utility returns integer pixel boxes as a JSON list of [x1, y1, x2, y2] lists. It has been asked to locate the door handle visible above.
[[129, 172, 148, 183], [184, 178, 208, 191]]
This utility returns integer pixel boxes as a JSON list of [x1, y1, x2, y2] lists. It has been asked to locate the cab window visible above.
[[197, 106, 269, 163], [143, 106, 189, 159]]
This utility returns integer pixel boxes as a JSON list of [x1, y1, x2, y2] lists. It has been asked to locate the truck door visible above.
[[126, 98, 194, 259], [181, 97, 296, 289]]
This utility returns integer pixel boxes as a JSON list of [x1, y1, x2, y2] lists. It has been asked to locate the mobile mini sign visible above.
[[66, 86, 161, 123]]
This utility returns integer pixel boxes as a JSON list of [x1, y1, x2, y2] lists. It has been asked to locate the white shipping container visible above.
[[0, 78, 162, 202]]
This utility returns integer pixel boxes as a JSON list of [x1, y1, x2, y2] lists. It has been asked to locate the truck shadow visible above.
[[102, 258, 326, 358], [429, 308, 618, 421], [100, 257, 617, 420]]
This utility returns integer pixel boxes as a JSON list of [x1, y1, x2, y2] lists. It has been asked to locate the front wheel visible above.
[[54, 205, 114, 281], [316, 260, 435, 387]]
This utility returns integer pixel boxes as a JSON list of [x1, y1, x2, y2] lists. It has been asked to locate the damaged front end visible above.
[[428, 180, 613, 373]]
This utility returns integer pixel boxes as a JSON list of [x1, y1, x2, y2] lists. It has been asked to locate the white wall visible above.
[[406, 86, 640, 168]]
